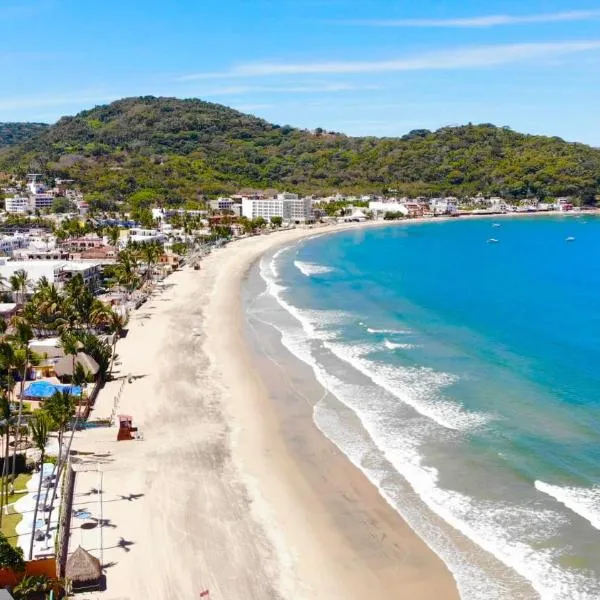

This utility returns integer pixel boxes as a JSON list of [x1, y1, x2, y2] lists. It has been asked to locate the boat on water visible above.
[[566, 237, 576, 242], [487, 238, 499, 244], [492, 223, 501, 228]]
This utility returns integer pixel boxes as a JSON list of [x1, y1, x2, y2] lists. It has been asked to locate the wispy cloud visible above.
[[337, 10, 600, 28], [180, 41, 600, 79], [197, 83, 379, 95]]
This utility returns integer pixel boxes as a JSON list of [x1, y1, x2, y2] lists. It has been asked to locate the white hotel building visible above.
[[242, 193, 314, 224], [5, 196, 31, 214]]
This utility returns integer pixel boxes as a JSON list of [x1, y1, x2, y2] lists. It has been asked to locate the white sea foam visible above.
[[366, 327, 411, 334], [312, 381, 600, 600], [384, 339, 416, 350], [294, 260, 334, 277], [313, 401, 512, 600], [535, 481, 600, 531], [258, 251, 600, 600], [324, 339, 487, 431]]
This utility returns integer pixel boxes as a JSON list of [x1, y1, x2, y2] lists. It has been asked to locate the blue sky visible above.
[[1, 0, 600, 144]]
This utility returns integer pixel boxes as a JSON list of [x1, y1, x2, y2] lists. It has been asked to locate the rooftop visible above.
[[0, 259, 102, 284]]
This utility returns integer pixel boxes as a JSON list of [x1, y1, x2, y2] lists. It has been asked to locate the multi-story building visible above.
[[0, 259, 103, 292], [31, 192, 55, 211], [277, 192, 299, 201], [0, 234, 27, 256], [242, 198, 284, 221], [209, 197, 236, 211], [283, 197, 314, 223], [127, 228, 167, 245], [55, 262, 103, 291], [242, 197, 314, 223], [429, 198, 459, 216], [5, 196, 31, 214]]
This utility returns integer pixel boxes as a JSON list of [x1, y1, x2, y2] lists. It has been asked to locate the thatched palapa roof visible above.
[[55, 352, 100, 377], [66, 546, 102, 584]]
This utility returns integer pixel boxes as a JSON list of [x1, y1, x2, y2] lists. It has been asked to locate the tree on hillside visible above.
[[52, 197, 76, 214], [2, 97, 600, 202]]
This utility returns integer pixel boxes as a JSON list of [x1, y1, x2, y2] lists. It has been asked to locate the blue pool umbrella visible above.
[[24, 380, 82, 398]]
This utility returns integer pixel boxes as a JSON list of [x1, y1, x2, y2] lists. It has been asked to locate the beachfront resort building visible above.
[[242, 195, 314, 223], [126, 228, 167, 245], [368, 201, 409, 217], [430, 198, 459, 216], [242, 198, 284, 221], [0, 259, 103, 292]]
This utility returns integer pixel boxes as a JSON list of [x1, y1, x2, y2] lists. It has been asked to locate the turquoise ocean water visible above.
[[256, 216, 600, 599]]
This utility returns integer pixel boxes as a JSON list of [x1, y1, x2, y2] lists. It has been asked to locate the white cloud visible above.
[[197, 83, 379, 95], [338, 10, 600, 28], [180, 41, 600, 79]]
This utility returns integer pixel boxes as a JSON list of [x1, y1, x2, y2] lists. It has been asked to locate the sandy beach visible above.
[[67, 224, 460, 599]]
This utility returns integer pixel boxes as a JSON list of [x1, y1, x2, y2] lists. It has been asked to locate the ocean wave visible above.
[[262, 252, 488, 430], [384, 339, 416, 350], [313, 400, 512, 600], [258, 239, 600, 600], [313, 386, 599, 600], [294, 260, 334, 277], [324, 340, 487, 431], [366, 327, 411, 334], [535, 481, 600, 531]]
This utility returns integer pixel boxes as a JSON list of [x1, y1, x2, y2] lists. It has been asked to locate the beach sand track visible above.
[[70, 226, 459, 600]]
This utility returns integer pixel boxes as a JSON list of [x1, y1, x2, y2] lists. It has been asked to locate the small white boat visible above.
[[492, 223, 501, 228], [487, 238, 499, 244], [566, 236, 576, 242]]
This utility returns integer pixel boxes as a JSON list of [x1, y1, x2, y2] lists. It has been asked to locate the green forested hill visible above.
[[1, 96, 599, 206], [0, 122, 49, 148]]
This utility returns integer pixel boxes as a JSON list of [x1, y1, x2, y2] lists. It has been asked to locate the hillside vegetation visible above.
[[1, 96, 599, 206], [0, 122, 50, 149]]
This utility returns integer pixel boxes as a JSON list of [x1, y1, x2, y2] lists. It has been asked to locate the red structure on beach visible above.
[[117, 415, 137, 441]]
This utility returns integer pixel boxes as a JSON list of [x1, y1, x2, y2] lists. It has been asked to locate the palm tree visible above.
[[0, 394, 12, 528], [107, 226, 120, 255], [91, 307, 128, 375], [28, 411, 50, 560], [75, 331, 111, 377], [9, 269, 30, 306], [60, 331, 79, 378], [114, 249, 141, 302], [0, 341, 16, 489], [12, 574, 64, 599], [8, 318, 34, 479], [62, 274, 103, 332], [42, 390, 75, 540], [140, 242, 162, 285]]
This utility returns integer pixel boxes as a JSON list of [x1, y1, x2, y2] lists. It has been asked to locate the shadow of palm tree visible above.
[[116, 537, 134, 552], [117, 493, 144, 502], [93, 517, 117, 528]]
